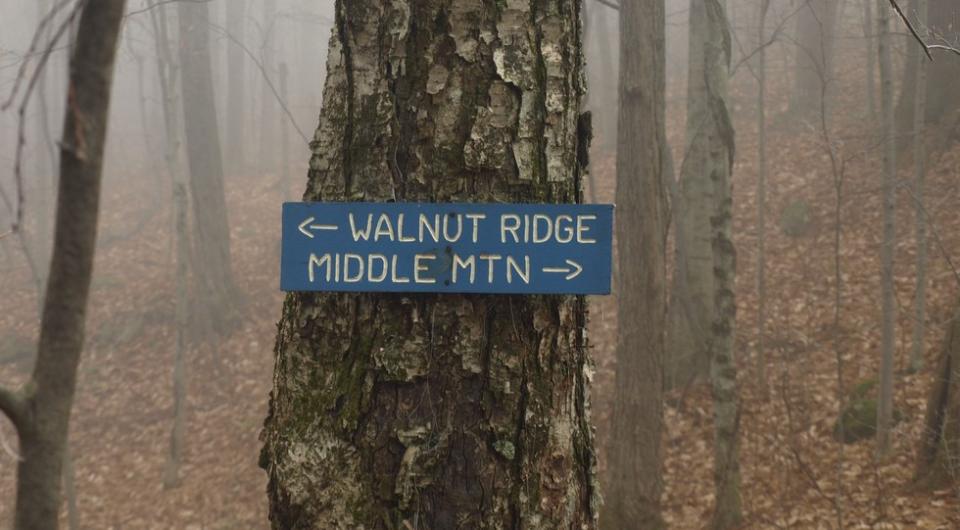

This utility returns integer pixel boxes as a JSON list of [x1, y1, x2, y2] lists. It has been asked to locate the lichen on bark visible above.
[[260, 1, 596, 528]]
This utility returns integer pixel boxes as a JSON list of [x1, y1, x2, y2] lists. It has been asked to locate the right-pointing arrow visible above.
[[543, 259, 583, 281]]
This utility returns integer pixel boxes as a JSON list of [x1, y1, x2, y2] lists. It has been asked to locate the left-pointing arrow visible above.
[[298, 217, 339, 238]]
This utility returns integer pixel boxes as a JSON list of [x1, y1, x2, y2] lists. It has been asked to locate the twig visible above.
[[124, 0, 210, 20], [207, 21, 311, 145], [592, 0, 620, 11], [0, 385, 27, 430], [888, 0, 960, 58], [1, 0, 85, 235]]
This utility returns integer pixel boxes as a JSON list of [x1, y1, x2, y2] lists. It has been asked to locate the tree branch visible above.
[[888, 0, 960, 59], [592, 0, 620, 11], [0, 384, 28, 431]]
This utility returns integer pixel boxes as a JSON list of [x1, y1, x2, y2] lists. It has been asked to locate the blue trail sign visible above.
[[281, 202, 613, 295]]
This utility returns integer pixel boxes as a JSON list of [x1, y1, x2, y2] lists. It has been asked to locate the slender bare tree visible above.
[[0, 1, 126, 528], [876, 0, 897, 456]]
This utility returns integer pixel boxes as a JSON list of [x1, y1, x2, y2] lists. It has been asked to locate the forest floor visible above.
[[1, 59, 959, 530]]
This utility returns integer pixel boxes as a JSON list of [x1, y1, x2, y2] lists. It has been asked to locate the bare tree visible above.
[[225, 0, 246, 174], [0, 1, 127, 528], [178, 0, 238, 334], [791, 0, 839, 118], [603, 0, 667, 527], [696, 1, 743, 527], [876, 0, 897, 457]]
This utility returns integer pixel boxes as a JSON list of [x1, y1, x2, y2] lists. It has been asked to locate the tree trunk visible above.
[[258, 0, 278, 176], [178, 0, 238, 334], [876, 0, 897, 457], [910, 0, 929, 373], [666, 0, 722, 388], [259, 1, 596, 528], [915, 300, 960, 488], [1, 1, 126, 528], [699, 2, 742, 528], [790, 0, 839, 119], [163, 179, 189, 489], [590, 3, 618, 149], [226, 0, 246, 174], [864, 0, 876, 120], [755, 0, 770, 394], [602, 0, 667, 528]]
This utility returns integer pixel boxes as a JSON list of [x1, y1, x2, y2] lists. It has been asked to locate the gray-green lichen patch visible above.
[[464, 81, 518, 171], [493, 439, 515, 460]]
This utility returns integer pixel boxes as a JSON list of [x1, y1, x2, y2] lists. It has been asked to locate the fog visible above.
[[1, 0, 959, 527]]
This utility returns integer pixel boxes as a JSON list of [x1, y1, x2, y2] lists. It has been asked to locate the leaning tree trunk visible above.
[[0, 1, 126, 528], [916, 300, 960, 488], [178, 0, 238, 334], [259, 1, 597, 528], [602, 0, 667, 528]]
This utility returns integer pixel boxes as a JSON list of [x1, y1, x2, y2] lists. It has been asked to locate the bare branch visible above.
[[1, 0, 85, 236], [0, 385, 28, 431], [888, 0, 960, 58], [207, 21, 311, 145], [592, 0, 620, 11]]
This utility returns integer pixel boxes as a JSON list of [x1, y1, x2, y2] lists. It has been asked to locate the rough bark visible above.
[[226, 0, 246, 173], [4, 1, 126, 528], [915, 300, 960, 488], [259, 1, 596, 528], [790, 0, 839, 119], [602, 0, 666, 528], [876, 0, 897, 457], [178, 0, 238, 334]]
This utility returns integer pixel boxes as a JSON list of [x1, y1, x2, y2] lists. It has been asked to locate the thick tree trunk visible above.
[[915, 300, 960, 488], [178, 0, 238, 334], [602, 0, 667, 528], [226, 0, 246, 174], [259, 1, 596, 528], [1, 1, 126, 528], [790, 0, 839, 119]]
